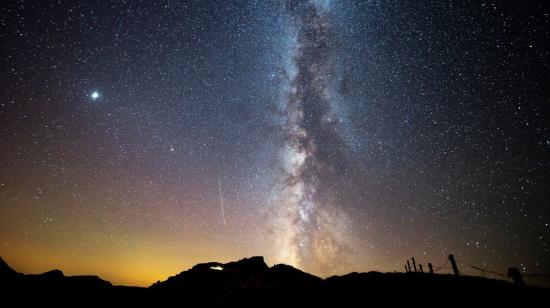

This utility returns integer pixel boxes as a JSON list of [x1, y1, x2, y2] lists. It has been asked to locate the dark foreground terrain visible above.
[[1, 256, 545, 304]]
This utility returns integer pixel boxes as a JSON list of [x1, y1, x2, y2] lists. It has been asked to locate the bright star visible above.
[[90, 91, 100, 100]]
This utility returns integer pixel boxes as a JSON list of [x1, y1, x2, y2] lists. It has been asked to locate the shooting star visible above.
[[218, 175, 226, 226]]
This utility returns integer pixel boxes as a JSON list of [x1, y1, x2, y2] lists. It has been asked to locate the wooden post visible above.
[[508, 268, 525, 287], [419, 264, 424, 273], [428, 263, 434, 274], [449, 254, 459, 276], [412, 257, 417, 272], [407, 260, 411, 273], [405, 265, 408, 273]]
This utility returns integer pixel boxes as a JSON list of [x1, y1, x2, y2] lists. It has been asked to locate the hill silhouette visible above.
[[0, 256, 544, 304], [150, 256, 322, 290], [0, 257, 112, 291]]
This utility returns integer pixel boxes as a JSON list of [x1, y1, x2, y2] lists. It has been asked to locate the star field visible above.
[[1, 0, 549, 286]]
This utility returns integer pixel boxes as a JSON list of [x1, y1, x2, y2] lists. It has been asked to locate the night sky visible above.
[[1, 0, 549, 287]]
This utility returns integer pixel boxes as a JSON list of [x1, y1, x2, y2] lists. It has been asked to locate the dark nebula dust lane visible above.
[[1, 0, 549, 286]]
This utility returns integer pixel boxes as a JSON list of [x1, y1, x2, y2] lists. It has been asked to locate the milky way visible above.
[[269, 1, 357, 275]]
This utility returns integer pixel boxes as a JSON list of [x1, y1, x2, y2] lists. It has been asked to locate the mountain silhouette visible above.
[[0, 257, 20, 277], [0, 256, 111, 291], [150, 256, 322, 290], [0, 255, 544, 304]]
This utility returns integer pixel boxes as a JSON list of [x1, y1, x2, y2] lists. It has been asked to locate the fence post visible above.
[[419, 264, 424, 273], [428, 263, 434, 274], [405, 265, 408, 273], [508, 268, 525, 287], [407, 260, 411, 273], [449, 254, 459, 276], [412, 257, 417, 272]]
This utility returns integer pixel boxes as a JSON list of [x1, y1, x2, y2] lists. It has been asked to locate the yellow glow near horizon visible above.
[[0, 225, 248, 286]]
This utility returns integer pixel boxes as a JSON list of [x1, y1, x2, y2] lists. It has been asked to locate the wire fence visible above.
[[432, 257, 449, 272], [404, 254, 550, 284], [467, 264, 550, 279]]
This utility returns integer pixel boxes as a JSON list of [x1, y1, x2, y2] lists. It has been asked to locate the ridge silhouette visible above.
[[0, 255, 544, 304], [0, 256, 112, 290]]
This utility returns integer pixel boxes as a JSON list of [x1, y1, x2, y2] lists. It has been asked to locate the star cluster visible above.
[[1, 1, 549, 286]]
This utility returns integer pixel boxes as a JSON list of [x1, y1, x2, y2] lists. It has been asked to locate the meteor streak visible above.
[[218, 175, 226, 226]]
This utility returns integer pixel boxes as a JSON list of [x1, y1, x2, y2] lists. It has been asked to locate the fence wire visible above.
[[405, 256, 550, 281], [432, 257, 449, 272]]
